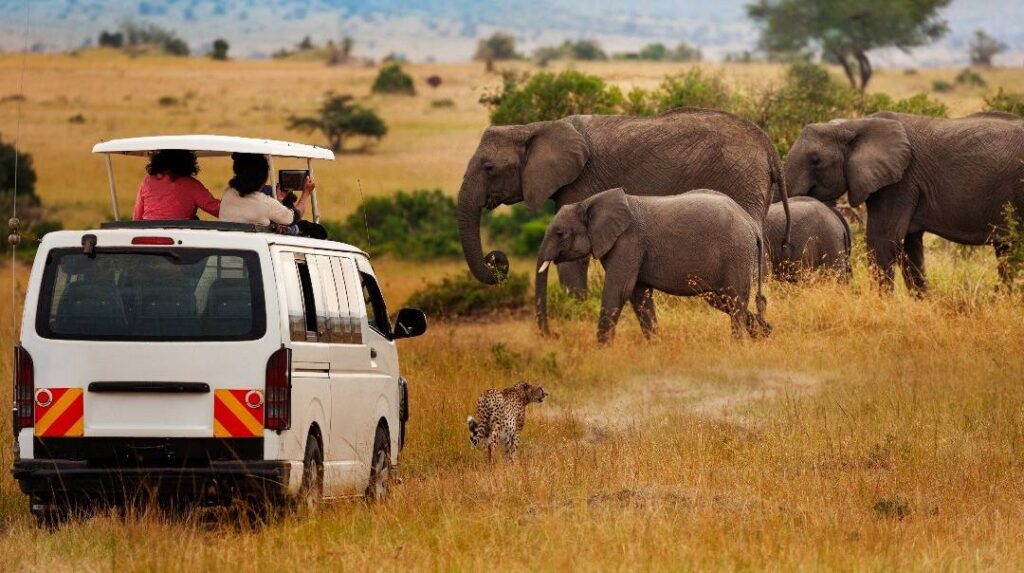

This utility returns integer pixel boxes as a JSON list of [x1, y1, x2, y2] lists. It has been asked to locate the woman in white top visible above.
[[219, 153, 314, 228]]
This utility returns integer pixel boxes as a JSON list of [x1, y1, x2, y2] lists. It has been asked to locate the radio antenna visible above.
[[9, 2, 30, 334], [356, 179, 372, 249]]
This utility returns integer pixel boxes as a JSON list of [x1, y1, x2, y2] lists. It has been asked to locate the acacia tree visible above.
[[287, 92, 387, 152], [747, 0, 951, 92], [474, 32, 518, 72], [968, 29, 1006, 66]]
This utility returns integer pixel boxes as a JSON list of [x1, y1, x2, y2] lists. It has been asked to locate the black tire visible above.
[[365, 425, 392, 502], [296, 434, 323, 511]]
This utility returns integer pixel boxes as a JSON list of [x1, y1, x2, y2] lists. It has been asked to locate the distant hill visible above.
[[0, 0, 1020, 66]]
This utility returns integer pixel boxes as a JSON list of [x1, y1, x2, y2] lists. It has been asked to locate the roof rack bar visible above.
[[104, 153, 120, 221], [307, 158, 320, 224]]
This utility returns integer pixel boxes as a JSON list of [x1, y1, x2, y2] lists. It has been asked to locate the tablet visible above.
[[278, 170, 309, 192]]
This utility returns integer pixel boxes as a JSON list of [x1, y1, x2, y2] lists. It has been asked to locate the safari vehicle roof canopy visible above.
[[92, 135, 335, 160], [92, 135, 334, 222]]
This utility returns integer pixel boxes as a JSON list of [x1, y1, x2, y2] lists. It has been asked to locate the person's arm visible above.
[[132, 181, 146, 220], [266, 194, 301, 226], [290, 177, 315, 218], [190, 179, 221, 218]]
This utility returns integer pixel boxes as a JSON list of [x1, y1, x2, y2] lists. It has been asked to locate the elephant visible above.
[[534, 188, 770, 343], [784, 111, 1024, 292], [457, 108, 790, 303], [766, 196, 852, 281]]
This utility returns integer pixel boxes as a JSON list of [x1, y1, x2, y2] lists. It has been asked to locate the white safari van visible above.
[[11, 136, 427, 523]]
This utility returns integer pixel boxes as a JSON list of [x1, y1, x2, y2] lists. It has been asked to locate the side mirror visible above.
[[392, 308, 427, 339]]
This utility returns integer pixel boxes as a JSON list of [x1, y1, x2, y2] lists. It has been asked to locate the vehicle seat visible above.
[[136, 287, 199, 337], [202, 278, 253, 335], [54, 281, 128, 335]]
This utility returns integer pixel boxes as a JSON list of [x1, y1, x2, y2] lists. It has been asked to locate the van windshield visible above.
[[36, 248, 265, 341]]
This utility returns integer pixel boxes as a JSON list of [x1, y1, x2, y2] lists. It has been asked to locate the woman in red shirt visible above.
[[132, 149, 220, 220]]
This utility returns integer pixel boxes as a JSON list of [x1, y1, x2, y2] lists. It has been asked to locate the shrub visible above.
[[426, 75, 443, 89], [0, 137, 37, 200], [67, 114, 86, 124], [406, 271, 528, 318], [98, 30, 124, 48], [998, 202, 1024, 289], [856, 92, 948, 118], [210, 38, 229, 61], [372, 62, 416, 95], [484, 201, 557, 256], [324, 189, 459, 259], [931, 80, 954, 93], [532, 39, 607, 65], [482, 69, 624, 125], [955, 69, 986, 88], [287, 91, 387, 152], [475, 32, 519, 65], [648, 68, 735, 113], [985, 89, 1024, 116], [430, 98, 454, 109], [157, 95, 179, 107]]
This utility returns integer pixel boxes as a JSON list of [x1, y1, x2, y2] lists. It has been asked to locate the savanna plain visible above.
[[1, 52, 1024, 570]]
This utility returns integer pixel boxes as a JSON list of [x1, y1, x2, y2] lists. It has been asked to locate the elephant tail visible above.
[[768, 140, 792, 259], [755, 233, 767, 316], [830, 204, 854, 279]]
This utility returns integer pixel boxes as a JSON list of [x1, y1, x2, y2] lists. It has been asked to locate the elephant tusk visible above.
[[538, 260, 551, 273]]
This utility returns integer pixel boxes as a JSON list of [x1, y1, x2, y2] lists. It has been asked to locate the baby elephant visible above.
[[535, 188, 770, 343], [766, 196, 852, 281]]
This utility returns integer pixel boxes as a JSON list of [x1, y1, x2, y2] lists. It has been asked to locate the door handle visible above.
[[370, 348, 378, 359]]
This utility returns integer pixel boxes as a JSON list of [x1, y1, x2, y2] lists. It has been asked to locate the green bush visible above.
[[649, 68, 736, 113], [856, 92, 948, 118], [482, 69, 624, 125], [955, 69, 986, 88], [406, 271, 528, 318], [324, 189, 459, 259], [484, 201, 556, 256], [430, 98, 455, 109], [998, 202, 1024, 289], [931, 80, 954, 93], [985, 89, 1024, 116], [372, 62, 416, 95]]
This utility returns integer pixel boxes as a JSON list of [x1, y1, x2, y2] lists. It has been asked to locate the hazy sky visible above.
[[0, 0, 1019, 66]]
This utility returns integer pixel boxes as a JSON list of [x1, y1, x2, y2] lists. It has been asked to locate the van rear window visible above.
[[36, 248, 265, 341]]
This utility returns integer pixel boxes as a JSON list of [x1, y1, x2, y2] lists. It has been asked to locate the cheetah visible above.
[[466, 381, 549, 462]]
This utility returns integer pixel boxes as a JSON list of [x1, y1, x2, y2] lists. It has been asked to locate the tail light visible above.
[[13, 346, 33, 434], [265, 348, 291, 430]]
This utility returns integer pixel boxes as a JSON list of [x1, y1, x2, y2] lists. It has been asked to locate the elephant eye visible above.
[[483, 162, 496, 174], [810, 153, 821, 165]]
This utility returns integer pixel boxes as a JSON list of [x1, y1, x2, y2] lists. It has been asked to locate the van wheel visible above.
[[296, 435, 323, 511], [365, 426, 392, 502]]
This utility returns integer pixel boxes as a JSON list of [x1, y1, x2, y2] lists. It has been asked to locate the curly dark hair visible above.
[[229, 153, 269, 196], [146, 149, 199, 180]]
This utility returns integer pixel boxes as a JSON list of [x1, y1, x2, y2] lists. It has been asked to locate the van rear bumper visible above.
[[13, 459, 296, 503]]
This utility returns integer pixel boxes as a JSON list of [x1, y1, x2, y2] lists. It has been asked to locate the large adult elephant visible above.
[[457, 108, 790, 305], [784, 111, 1024, 291]]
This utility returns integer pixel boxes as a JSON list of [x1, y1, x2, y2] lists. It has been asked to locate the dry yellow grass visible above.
[[1, 52, 1024, 571]]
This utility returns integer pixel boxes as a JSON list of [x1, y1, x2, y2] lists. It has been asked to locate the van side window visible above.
[[280, 252, 306, 341], [295, 259, 318, 339], [310, 255, 343, 343], [360, 272, 390, 338], [330, 257, 362, 344]]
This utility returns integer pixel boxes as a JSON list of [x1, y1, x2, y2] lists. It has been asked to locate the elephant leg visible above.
[[704, 291, 745, 339], [900, 230, 928, 296], [597, 280, 628, 345], [866, 234, 903, 291], [629, 284, 658, 340], [557, 259, 589, 299]]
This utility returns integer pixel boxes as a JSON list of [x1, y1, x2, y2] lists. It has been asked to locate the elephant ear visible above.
[[581, 188, 632, 259], [844, 118, 911, 207], [521, 121, 588, 211]]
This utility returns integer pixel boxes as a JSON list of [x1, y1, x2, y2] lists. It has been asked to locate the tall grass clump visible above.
[[406, 271, 528, 318]]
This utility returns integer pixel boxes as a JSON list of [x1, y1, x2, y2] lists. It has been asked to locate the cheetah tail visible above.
[[467, 416, 480, 448]]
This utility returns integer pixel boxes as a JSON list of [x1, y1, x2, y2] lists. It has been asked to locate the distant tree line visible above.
[[97, 20, 189, 56]]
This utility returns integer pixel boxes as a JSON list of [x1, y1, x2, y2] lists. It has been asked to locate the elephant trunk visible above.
[[535, 260, 551, 335], [457, 180, 507, 284]]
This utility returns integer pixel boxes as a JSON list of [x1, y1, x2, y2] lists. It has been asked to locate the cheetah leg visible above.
[[486, 432, 496, 464], [506, 432, 519, 462]]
